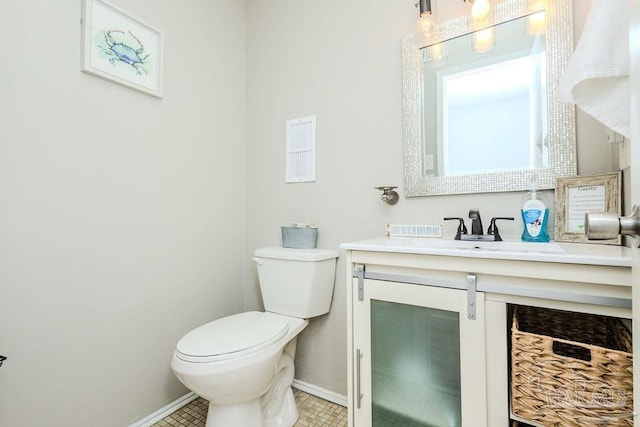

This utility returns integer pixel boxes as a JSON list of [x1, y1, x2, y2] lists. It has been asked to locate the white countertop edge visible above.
[[339, 238, 632, 267]]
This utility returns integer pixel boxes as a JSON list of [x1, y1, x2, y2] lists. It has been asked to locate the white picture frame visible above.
[[81, 0, 164, 98]]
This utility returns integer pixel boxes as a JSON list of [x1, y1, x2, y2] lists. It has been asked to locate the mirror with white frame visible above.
[[402, 0, 576, 196]]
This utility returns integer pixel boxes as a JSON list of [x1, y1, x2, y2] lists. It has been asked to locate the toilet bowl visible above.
[[171, 247, 338, 427], [171, 311, 308, 426]]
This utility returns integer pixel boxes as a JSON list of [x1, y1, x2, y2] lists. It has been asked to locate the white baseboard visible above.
[[292, 379, 348, 407], [130, 381, 346, 427], [129, 392, 199, 427]]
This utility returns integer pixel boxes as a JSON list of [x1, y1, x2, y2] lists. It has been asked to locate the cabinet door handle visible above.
[[356, 349, 363, 409]]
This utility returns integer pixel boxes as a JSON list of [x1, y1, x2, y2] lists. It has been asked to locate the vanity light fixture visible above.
[[472, 27, 496, 53], [470, 0, 492, 23], [415, 0, 438, 44], [416, 0, 495, 56], [526, 0, 546, 36], [425, 42, 448, 67], [416, 0, 448, 66], [526, 11, 546, 36], [466, 0, 495, 53]]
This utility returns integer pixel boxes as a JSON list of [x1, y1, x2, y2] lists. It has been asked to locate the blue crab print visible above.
[[100, 30, 150, 76]]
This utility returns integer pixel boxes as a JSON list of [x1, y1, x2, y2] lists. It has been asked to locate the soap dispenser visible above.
[[521, 178, 550, 242]]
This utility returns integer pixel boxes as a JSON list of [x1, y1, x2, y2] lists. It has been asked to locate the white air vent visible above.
[[286, 116, 316, 183]]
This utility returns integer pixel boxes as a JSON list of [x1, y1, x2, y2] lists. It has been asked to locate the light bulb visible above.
[[416, 11, 437, 43], [472, 27, 495, 53], [526, 11, 546, 36], [526, 0, 544, 13], [426, 43, 447, 67], [471, 0, 491, 21]]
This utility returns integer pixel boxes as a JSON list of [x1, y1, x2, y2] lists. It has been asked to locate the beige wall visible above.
[[245, 0, 617, 396], [0, 0, 245, 425]]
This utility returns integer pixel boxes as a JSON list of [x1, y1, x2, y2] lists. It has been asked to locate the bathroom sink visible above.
[[409, 239, 566, 254], [456, 240, 565, 254], [340, 237, 632, 267]]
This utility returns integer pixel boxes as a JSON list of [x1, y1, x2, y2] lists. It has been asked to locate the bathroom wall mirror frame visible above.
[[402, 0, 576, 196]]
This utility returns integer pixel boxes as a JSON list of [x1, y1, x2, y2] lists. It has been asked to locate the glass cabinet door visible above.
[[371, 299, 461, 426], [353, 279, 487, 427]]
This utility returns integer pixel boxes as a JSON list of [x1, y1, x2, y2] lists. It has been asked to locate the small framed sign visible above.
[[555, 172, 621, 244]]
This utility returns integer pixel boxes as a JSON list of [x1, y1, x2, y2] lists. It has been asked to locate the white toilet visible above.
[[171, 246, 338, 427]]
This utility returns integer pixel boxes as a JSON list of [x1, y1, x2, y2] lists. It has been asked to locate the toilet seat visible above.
[[175, 311, 289, 363]]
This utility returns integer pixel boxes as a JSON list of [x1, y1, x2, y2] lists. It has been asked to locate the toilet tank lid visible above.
[[254, 247, 338, 261]]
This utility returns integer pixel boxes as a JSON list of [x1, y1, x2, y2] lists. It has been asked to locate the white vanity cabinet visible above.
[[353, 276, 487, 427], [341, 239, 632, 427]]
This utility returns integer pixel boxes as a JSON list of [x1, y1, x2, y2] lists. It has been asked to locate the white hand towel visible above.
[[558, 0, 629, 138]]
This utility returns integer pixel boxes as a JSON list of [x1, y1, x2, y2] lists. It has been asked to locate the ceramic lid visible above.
[[176, 311, 289, 358], [254, 246, 339, 261]]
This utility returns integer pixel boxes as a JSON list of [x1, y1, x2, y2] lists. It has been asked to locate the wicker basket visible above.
[[511, 306, 633, 426]]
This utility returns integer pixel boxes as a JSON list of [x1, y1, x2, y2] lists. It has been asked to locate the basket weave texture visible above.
[[511, 306, 633, 426]]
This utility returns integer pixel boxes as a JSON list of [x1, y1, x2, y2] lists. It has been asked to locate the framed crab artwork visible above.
[[81, 0, 164, 98]]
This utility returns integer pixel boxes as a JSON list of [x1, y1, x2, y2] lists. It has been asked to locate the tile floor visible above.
[[153, 388, 347, 427]]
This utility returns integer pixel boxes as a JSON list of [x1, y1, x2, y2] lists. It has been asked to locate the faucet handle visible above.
[[444, 217, 468, 240], [487, 217, 515, 241]]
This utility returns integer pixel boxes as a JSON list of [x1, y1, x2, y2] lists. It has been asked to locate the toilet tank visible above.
[[253, 247, 338, 318]]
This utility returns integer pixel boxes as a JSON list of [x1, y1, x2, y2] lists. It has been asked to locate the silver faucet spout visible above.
[[469, 208, 483, 235]]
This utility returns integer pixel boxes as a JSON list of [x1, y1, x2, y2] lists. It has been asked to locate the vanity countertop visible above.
[[339, 237, 632, 267]]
